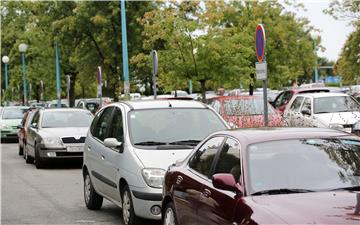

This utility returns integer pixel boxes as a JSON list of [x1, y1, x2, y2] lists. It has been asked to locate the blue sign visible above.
[[255, 24, 266, 62]]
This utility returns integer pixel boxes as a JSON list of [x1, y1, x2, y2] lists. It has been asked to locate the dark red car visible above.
[[162, 128, 360, 225], [17, 109, 37, 156], [272, 87, 335, 115], [209, 96, 282, 128]]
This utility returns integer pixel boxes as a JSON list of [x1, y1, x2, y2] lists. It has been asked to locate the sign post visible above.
[[255, 24, 268, 126], [66, 75, 71, 107], [97, 66, 103, 108], [152, 50, 158, 99]]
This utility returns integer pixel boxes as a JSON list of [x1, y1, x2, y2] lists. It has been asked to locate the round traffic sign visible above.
[[255, 24, 266, 62]]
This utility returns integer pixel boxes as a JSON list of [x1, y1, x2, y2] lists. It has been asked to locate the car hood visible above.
[[313, 111, 360, 125], [0, 119, 22, 127], [39, 127, 89, 138], [133, 148, 192, 169], [246, 191, 360, 224]]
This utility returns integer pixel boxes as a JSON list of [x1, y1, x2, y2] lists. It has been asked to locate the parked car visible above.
[[25, 108, 93, 168], [0, 106, 29, 142], [17, 109, 38, 155], [283, 92, 360, 134], [83, 100, 228, 225], [162, 127, 360, 225], [208, 96, 282, 128], [272, 87, 335, 115]]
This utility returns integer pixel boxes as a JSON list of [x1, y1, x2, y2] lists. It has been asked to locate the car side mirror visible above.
[[31, 123, 38, 129], [17, 125, 23, 129], [212, 173, 242, 195], [104, 138, 123, 153], [301, 108, 311, 116]]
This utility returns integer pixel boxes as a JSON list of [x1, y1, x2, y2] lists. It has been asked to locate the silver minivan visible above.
[[83, 100, 228, 225]]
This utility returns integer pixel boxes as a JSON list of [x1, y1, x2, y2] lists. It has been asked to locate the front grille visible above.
[[61, 137, 86, 144]]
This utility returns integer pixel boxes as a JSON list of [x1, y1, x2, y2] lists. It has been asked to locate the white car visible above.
[[82, 100, 228, 225], [283, 92, 360, 133]]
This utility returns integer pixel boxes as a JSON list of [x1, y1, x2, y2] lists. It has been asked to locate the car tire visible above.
[[24, 145, 34, 164], [122, 185, 140, 225], [35, 144, 45, 169], [162, 202, 178, 225], [84, 171, 103, 210], [18, 141, 24, 156]]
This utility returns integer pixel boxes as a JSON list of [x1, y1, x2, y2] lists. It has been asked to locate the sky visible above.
[[285, 0, 355, 62]]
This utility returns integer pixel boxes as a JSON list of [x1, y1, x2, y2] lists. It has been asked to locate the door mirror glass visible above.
[[301, 108, 311, 116], [31, 123, 38, 129], [104, 138, 122, 151], [212, 173, 242, 194]]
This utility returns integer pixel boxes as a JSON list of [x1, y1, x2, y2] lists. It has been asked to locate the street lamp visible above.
[[2, 56, 9, 90], [311, 33, 320, 83], [19, 43, 28, 106]]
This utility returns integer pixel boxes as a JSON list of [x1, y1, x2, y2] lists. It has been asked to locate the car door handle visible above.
[[87, 146, 92, 151], [200, 189, 211, 199], [176, 175, 183, 185], [101, 155, 105, 160]]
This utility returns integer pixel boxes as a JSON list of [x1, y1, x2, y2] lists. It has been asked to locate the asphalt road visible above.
[[1, 143, 160, 225]]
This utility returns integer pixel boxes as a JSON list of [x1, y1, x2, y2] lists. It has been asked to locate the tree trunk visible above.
[[69, 73, 77, 107]]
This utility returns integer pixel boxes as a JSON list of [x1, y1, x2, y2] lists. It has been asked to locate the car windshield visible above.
[[224, 98, 275, 116], [42, 111, 93, 128], [2, 108, 28, 119], [314, 96, 360, 113], [129, 108, 226, 147], [247, 138, 360, 195]]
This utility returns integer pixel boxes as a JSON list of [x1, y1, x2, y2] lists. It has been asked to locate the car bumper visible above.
[[38, 144, 84, 159], [130, 185, 162, 220], [1, 130, 19, 140]]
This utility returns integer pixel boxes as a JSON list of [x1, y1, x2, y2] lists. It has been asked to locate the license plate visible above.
[[67, 146, 83, 152]]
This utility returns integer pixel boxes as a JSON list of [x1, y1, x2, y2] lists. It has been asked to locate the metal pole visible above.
[[4, 63, 8, 90], [55, 43, 61, 108], [263, 79, 268, 126], [21, 53, 27, 106], [313, 40, 319, 83], [40, 80, 44, 101], [29, 83, 32, 102], [121, 0, 130, 97], [66, 75, 70, 107]]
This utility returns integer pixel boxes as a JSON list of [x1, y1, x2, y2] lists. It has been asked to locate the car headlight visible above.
[[0, 124, 11, 129], [329, 124, 344, 130], [41, 137, 62, 146], [141, 168, 166, 188]]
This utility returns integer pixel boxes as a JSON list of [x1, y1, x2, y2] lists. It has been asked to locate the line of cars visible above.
[[2, 92, 360, 225]]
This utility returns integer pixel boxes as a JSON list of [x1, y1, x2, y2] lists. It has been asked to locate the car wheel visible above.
[[24, 145, 34, 164], [34, 144, 45, 169], [122, 185, 139, 225], [84, 171, 103, 210], [163, 202, 178, 225], [18, 141, 24, 155]]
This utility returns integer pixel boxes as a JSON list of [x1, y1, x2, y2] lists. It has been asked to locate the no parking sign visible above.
[[255, 24, 266, 62]]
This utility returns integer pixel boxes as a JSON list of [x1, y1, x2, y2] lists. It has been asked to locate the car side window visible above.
[[290, 96, 304, 112], [93, 107, 114, 142], [211, 100, 221, 114], [31, 111, 40, 125], [301, 98, 312, 112], [213, 138, 241, 181], [108, 107, 124, 142], [90, 109, 102, 136], [189, 137, 224, 178]]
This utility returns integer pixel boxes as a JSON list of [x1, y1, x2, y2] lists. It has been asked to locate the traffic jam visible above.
[[1, 83, 360, 225]]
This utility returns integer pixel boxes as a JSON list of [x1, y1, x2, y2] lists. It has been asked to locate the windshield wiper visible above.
[[330, 186, 360, 191], [168, 139, 201, 146], [316, 111, 331, 114], [134, 141, 167, 146], [252, 188, 315, 196]]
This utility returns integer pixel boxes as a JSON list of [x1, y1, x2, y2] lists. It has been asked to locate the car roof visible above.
[[111, 100, 208, 110], [40, 108, 90, 113], [213, 127, 351, 146], [295, 92, 348, 98], [209, 95, 262, 100]]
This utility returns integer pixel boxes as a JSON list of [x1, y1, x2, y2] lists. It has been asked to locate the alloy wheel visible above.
[[84, 174, 91, 204], [164, 207, 176, 225], [122, 191, 131, 225]]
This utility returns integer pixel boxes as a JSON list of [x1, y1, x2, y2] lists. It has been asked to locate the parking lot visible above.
[[1, 143, 159, 225]]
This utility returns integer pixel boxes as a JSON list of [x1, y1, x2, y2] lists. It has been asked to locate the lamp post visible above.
[[311, 34, 319, 83], [2, 56, 9, 90], [19, 43, 28, 106]]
